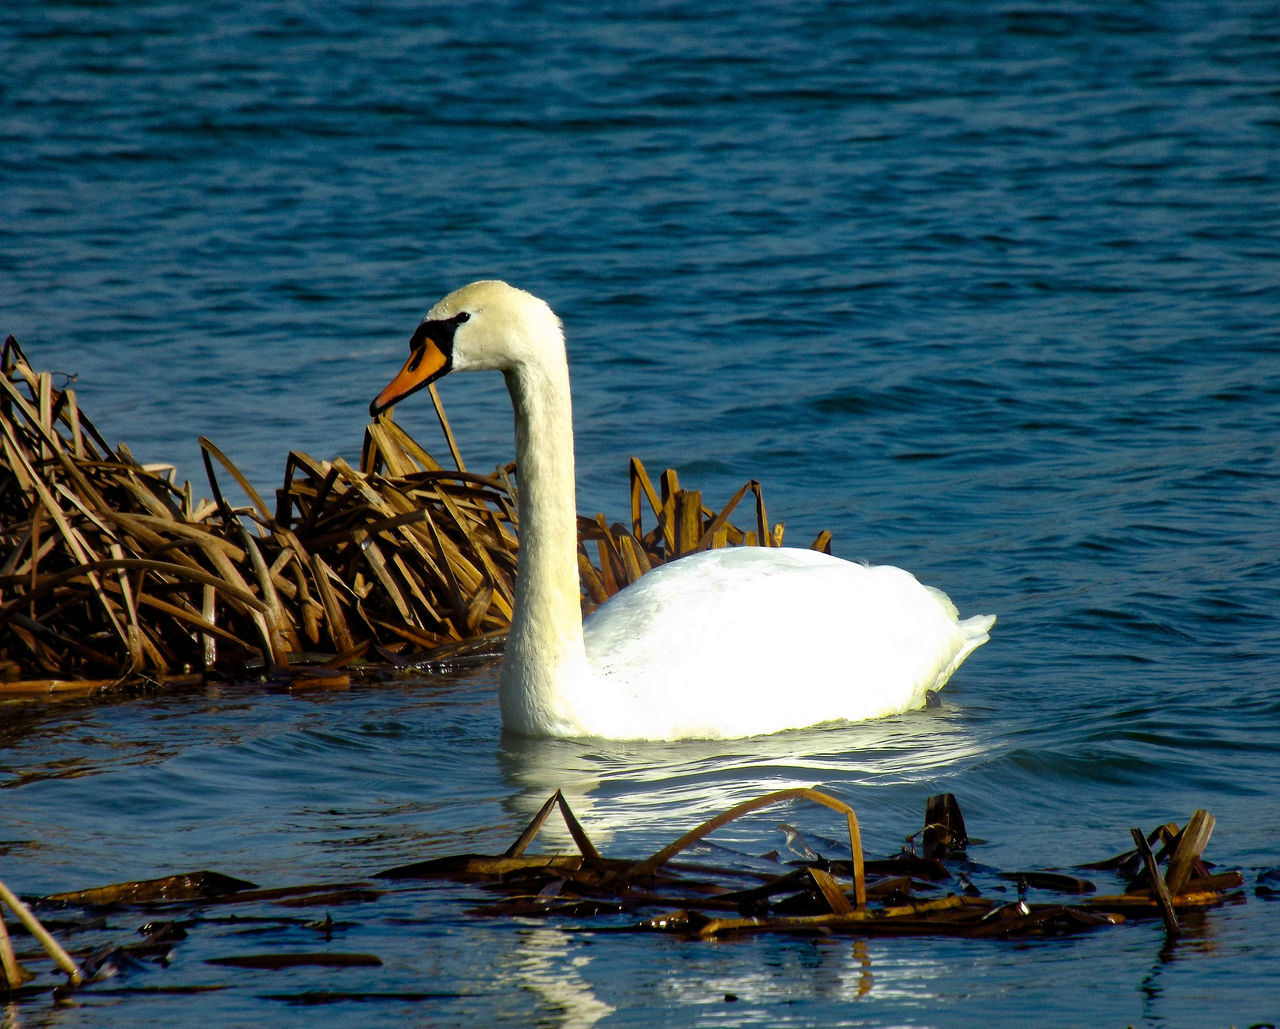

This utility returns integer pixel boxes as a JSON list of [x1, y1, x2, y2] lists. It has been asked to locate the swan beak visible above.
[[369, 337, 450, 417]]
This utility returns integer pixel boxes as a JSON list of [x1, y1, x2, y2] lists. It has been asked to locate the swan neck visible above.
[[500, 354, 588, 733]]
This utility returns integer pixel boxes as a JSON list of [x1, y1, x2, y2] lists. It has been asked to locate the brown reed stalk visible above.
[[2, 336, 831, 690]]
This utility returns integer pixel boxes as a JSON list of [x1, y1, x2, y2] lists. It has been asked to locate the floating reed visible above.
[[0, 878, 82, 991], [4, 792, 1244, 1004], [1, 337, 828, 691], [378, 792, 1241, 940]]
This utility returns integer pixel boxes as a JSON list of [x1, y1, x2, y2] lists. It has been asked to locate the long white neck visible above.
[[498, 346, 590, 734]]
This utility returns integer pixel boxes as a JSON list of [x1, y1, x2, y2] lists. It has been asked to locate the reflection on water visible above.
[[2, 672, 1279, 1026], [496, 704, 992, 850], [506, 927, 617, 1029]]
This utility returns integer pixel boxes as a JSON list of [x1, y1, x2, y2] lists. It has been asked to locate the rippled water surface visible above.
[[3, 1, 1279, 1025]]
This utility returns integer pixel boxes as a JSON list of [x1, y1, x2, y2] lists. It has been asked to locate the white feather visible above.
[[395, 280, 994, 740]]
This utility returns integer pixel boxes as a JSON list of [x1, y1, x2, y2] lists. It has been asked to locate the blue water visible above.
[[3, 0, 1280, 1024]]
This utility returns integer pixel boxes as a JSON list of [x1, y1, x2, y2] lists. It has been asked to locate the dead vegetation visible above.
[[377, 791, 1241, 941], [1, 336, 825, 693], [0, 789, 1251, 1003]]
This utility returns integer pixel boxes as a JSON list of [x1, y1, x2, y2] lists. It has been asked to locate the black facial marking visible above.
[[370, 311, 472, 417], [409, 310, 470, 365]]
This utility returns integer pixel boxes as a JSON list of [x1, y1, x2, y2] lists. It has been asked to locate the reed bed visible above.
[[1, 337, 824, 692]]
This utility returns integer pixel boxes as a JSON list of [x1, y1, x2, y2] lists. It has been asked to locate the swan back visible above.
[[576, 547, 992, 739]]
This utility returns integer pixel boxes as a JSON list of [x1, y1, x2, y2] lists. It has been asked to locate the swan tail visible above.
[[928, 612, 995, 694], [959, 612, 996, 651], [925, 585, 995, 657]]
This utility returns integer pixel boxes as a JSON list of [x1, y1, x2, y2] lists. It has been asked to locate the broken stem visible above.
[[1130, 828, 1180, 938], [0, 879, 84, 986]]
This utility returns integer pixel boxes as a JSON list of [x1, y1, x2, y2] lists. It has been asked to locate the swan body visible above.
[[371, 280, 994, 740]]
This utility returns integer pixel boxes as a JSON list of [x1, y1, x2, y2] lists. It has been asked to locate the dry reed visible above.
[[0, 790, 1245, 1003], [379, 791, 1237, 940], [1, 336, 828, 692]]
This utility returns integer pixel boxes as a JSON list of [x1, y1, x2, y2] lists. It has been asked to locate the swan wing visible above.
[[579, 547, 992, 739]]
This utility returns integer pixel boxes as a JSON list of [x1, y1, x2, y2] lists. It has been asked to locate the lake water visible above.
[[3, 0, 1279, 1024]]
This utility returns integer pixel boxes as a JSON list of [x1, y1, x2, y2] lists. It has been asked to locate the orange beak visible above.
[[369, 335, 451, 417]]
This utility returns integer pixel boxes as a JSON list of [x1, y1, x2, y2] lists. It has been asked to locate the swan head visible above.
[[370, 280, 562, 417]]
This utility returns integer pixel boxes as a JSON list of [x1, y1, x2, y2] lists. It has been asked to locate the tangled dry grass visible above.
[[1, 336, 827, 694]]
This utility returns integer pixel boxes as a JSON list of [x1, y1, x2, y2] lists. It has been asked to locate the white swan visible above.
[[370, 280, 994, 740]]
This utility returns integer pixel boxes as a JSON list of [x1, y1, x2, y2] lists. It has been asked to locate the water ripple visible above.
[[3, 0, 1280, 1022]]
